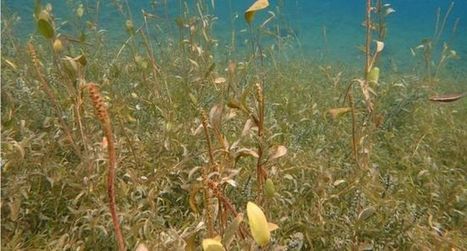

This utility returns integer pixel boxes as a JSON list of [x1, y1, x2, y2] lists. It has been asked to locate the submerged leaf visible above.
[[245, 0, 269, 24], [429, 93, 466, 102], [368, 67, 380, 84], [209, 104, 224, 129], [242, 118, 256, 137], [76, 4, 84, 18], [264, 178, 276, 198], [135, 243, 149, 251], [358, 206, 376, 221], [235, 148, 259, 159], [269, 145, 287, 161], [52, 38, 63, 53], [268, 222, 279, 232], [385, 7, 396, 16], [37, 11, 54, 39], [375, 40, 384, 53], [328, 107, 352, 120], [247, 201, 270, 247], [202, 237, 225, 251]]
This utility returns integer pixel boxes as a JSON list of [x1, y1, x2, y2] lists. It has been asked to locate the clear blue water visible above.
[[3, 0, 467, 74]]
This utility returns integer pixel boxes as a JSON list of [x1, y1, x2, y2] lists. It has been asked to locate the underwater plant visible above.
[[86, 83, 126, 251], [2, 1, 467, 250], [412, 2, 460, 87]]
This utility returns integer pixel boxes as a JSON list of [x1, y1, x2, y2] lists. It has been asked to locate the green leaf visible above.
[[37, 12, 54, 39]]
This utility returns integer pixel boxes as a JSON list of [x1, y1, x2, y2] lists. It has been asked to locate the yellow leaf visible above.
[[245, 0, 269, 24], [4, 59, 17, 70], [247, 201, 270, 246], [202, 238, 225, 251], [53, 38, 63, 53]]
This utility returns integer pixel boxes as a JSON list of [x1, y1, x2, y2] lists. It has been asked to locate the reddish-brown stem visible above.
[[87, 83, 125, 251]]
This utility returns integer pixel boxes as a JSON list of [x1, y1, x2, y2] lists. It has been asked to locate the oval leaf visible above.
[[358, 206, 376, 221], [264, 178, 275, 198], [368, 67, 380, 84], [247, 201, 270, 247], [37, 11, 54, 39], [202, 238, 225, 251], [269, 145, 287, 161], [245, 0, 269, 24], [375, 40, 384, 53]]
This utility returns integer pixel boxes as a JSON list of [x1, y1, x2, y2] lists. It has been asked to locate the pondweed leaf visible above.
[[247, 201, 271, 247], [328, 107, 352, 120], [76, 4, 84, 18], [368, 67, 380, 85], [375, 40, 384, 53], [37, 11, 54, 39], [358, 206, 376, 221], [202, 236, 225, 251], [264, 178, 276, 198], [429, 92, 466, 102], [245, 0, 269, 25], [269, 145, 287, 161], [52, 38, 63, 53], [135, 243, 149, 251]]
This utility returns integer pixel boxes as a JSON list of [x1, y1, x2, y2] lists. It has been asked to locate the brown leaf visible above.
[[269, 145, 287, 161], [209, 104, 223, 129], [429, 92, 466, 102], [242, 118, 256, 137], [328, 107, 352, 120], [236, 148, 259, 158]]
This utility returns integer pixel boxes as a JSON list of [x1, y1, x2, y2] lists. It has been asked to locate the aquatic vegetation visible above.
[[412, 1, 460, 87], [87, 83, 126, 251], [1, 0, 466, 250], [246, 201, 271, 246]]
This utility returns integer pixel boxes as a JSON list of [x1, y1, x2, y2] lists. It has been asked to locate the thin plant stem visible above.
[[87, 83, 125, 251]]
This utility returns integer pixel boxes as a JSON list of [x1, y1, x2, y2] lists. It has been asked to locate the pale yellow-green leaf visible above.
[[202, 237, 225, 251], [247, 201, 270, 246], [53, 38, 63, 53], [368, 67, 380, 85], [264, 178, 275, 198], [245, 0, 269, 24], [76, 4, 84, 18]]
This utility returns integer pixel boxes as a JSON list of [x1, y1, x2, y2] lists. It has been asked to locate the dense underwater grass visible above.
[[1, 0, 466, 250]]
